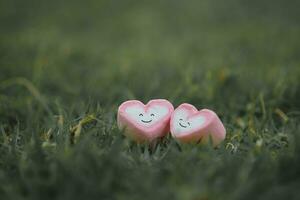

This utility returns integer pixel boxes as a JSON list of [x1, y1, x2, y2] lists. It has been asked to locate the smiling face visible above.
[[124, 105, 169, 127], [170, 103, 226, 146], [172, 109, 206, 135], [117, 99, 174, 142]]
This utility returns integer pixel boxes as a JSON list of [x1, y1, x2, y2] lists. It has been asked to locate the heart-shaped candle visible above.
[[117, 99, 174, 142], [170, 103, 226, 146]]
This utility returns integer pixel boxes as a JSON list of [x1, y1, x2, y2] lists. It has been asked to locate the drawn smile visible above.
[[141, 119, 153, 123], [179, 122, 187, 128]]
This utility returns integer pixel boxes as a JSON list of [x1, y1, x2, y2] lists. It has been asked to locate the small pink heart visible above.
[[170, 103, 226, 146], [118, 99, 174, 142]]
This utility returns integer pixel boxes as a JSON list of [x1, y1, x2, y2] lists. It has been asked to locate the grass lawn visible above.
[[0, 0, 300, 199]]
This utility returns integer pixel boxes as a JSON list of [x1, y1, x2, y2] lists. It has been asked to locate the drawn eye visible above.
[[187, 122, 191, 126], [179, 119, 183, 121], [139, 114, 143, 117], [150, 113, 155, 117]]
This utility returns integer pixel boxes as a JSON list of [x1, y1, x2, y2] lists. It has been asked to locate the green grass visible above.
[[1, 0, 300, 199]]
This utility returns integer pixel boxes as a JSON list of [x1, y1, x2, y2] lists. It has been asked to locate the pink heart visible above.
[[117, 99, 174, 142], [170, 103, 226, 146]]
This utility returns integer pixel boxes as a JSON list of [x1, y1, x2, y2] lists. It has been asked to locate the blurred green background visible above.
[[0, 0, 300, 199]]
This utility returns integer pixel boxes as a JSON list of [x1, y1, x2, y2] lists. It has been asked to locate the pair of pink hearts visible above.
[[117, 99, 226, 146]]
